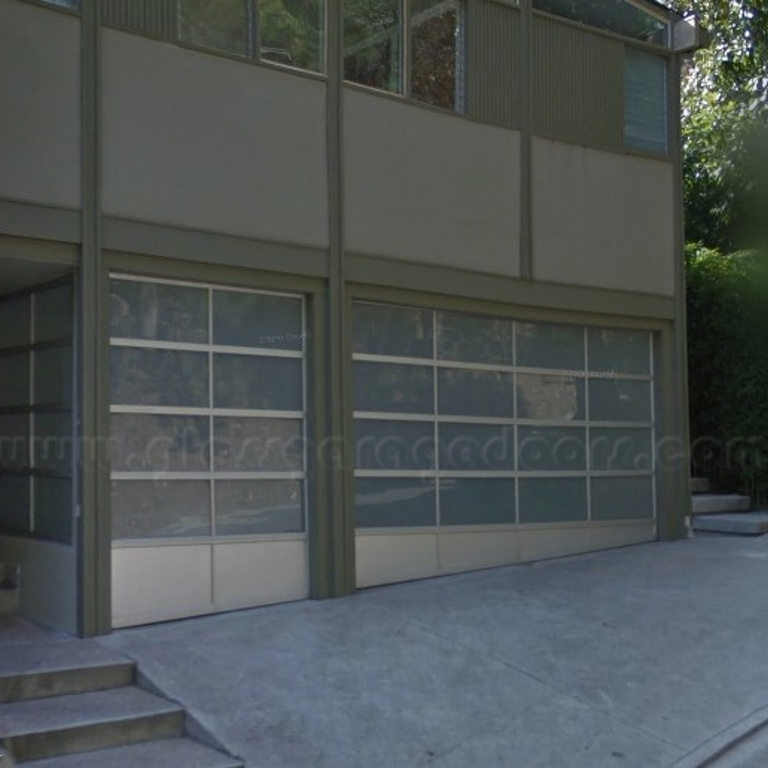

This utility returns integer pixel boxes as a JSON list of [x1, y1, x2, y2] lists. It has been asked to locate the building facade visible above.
[[0, 0, 697, 635]]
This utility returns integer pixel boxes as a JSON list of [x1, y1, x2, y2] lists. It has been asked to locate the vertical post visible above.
[[317, 0, 356, 597], [519, 0, 534, 280], [79, 0, 111, 635]]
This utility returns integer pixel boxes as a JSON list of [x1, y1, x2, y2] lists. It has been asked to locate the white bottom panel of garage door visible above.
[[109, 276, 309, 627], [352, 302, 657, 587]]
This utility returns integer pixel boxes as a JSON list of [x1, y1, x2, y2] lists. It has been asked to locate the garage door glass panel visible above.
[[591, 476, 654, 520], [437, 312, 514, 365], [0, 415, 30, 470], [590, 428, 653, 471], [0, 476, 31, 534], [516, 322, 585, 371], [440, 478, 516, 525], [355, 420, 435, 471], [353, 303, 433, 359], [111, 348, 209, 408], [518, 478, 588, 523], [34, 478, 73, 543], [0, 354, 30, 409], [112, 479, 212, 539], [213, 355, 302, 411], [589, 379, 652, 423], [213, 291, 303, 350], [438, 423, 515, 471], [588, 329, 650, 376], [110, 280, 208, 344], [517, 374, 585, 421], [35, 284, 73, 344], [111, 415, 210, 473], [35, 347, 73, 405], [438, 369, 514, 418], [35, 413, 74, 476], [354, 362, 434, 414], [215, 480, 304, 535], [214, 417, 303, 472], [518, 426, 586, 471], [0, 296, 30, 349], [355, 478, 437, 528]]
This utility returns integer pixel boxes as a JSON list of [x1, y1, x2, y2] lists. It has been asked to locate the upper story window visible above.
[[624, 47, 668, 153], [344, 0, 465, 112], [533, 0, 670, 46], [179, 0, 325, 72]]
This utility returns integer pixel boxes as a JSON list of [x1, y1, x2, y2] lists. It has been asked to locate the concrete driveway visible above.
[[98, 535, 768, 767]]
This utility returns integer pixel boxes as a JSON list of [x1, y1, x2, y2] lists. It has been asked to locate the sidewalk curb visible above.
[[669, 704, 768, 768]]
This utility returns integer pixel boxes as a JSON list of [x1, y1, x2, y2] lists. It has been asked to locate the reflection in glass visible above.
[[516, 374, 584, 421], [35, 347, 73, 405], [214, 355, 303, 411], [519, 477, 588, 523], [35, 284, 73, 343], [344, 0, 401, 92], [0, 296, 30, 350], [214, 417, 303, 471], [355, 420, 435, 471], [410, 0, 461, 110], [354, 303, 433, 358], [590, 428, 653, 471], [437, 311, 513, 366], [355, 477, 436, 527], [179, 0, 251, 56], [440, 478, 515, 525], [110, 280, 208, 344], [518, 426, 586, 471], [215, 479, 304, 534], [0, 353, 30, 409], [0, 476, 31, 535], [111, 348, 209, 408], [588, 328, 651, 375], [438, 369, 514, 418], [35, 478, 73, 544], [35, 414, 74, 476], [438, 423, 514, 471], [355, 362, 434, 414], [591, 476, 654, 520], [260, 0, 324, 72], [112, 480, 212, 539], [213, 290, 303, 350], [516, 321, 584, 371], [624, 48, 668, 153], [0, 416, 30, 471], [589, 379, 652, 423]]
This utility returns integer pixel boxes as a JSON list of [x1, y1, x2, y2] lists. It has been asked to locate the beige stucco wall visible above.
[[101, 29, 329, 248], [0, 0, 80, 208], [344, 89, 521, 276], [532, 137, 675, 296]]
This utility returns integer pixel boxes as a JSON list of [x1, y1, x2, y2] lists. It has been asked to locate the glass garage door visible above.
[[109, 276, 308, 627], [353, 302, 656, 587]]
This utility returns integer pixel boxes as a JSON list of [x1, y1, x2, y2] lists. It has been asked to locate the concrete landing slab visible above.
[[692, 494, 751, 515], [693, 513, 768, 536]]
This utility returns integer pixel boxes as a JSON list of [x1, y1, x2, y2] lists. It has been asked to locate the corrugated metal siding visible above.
[[101, 0, 177, 39], [466, 0, 521, 129], [532, 14, 624, 149]]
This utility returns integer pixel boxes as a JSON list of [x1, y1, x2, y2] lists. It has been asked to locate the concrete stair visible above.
[[0, 643, 241, 766], [690, 477, 768, 536]]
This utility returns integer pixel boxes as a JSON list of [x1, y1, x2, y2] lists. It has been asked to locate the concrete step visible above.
[[0, 686, 184, 763], [691, 477, 711, 494], [23, 737, 243, 768], [693, 512, 768, 536], [0, 645, 134, 703], [691, 494, 751, 515]]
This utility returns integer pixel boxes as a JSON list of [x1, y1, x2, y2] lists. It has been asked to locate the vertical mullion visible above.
[[249, 0, 260, 60], [584, 328, 592, 522], [29, 293, 35, 534], [402, 0, 410, 98], [208, 289, 216, 539], [432, 310, 439, 530], [649, 333, 657, 525], [512, 321, 519, 525]]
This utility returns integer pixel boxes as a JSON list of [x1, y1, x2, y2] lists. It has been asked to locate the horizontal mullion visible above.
[[110, 406, 304, 419], [355, 470, 436, 479], [112, 471, 305, 481], [112, 531, 308, 547], [110, 337, 303, 358], [353, 411, 434, 423], [588, 470, 654, 478], [587, 371, 653, 382]]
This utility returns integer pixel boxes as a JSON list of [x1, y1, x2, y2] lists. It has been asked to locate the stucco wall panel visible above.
[[344, 90, 521, 277], [532, 138, 675, 296], [101, 30, 329, 248], [0, 0, 80, 208]]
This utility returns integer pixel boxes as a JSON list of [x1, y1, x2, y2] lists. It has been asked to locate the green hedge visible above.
[[686, 244, 768, 503]]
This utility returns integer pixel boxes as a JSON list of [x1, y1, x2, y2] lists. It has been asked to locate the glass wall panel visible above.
[[354, 303, 433, 359], [588, 328, 650, 376], [35, 347, 73, 405], [410, 0, 461, 110], [355, 477, 436, 527], [438, 369, 514, 418], [440, 478, 515, 525], [111, 348, 209, 407], [437, 311, 513, 366], [589, 378, 652, 423], [518, 426, 586, 471], [0, 353, 30, 409], [260, 0, 324, 72], [0, 297, 30, 350], [355, 362, 433, 414], [34, 478, 73, 543], [214, 355, 303, 410], [215, 479, 304, 534], [344, 0, 401, 92], [110, 280, 208, 344], [35, 284, 73, 344], [111, 414, 210, 473], [214, 417, 303, 472], [355, 420, 435, 471], [518, 477, 588, 523], [590, 427, 653, 471], [517, 374, 585, 421], [178, 0, 251, 57], [624, 48, 668, 153], [213, 290, 303, 350], [591, 476, 654, 520], [112, 480, 212, 539], [438, 423, 514, 471], [516, 322, 584, 371]]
